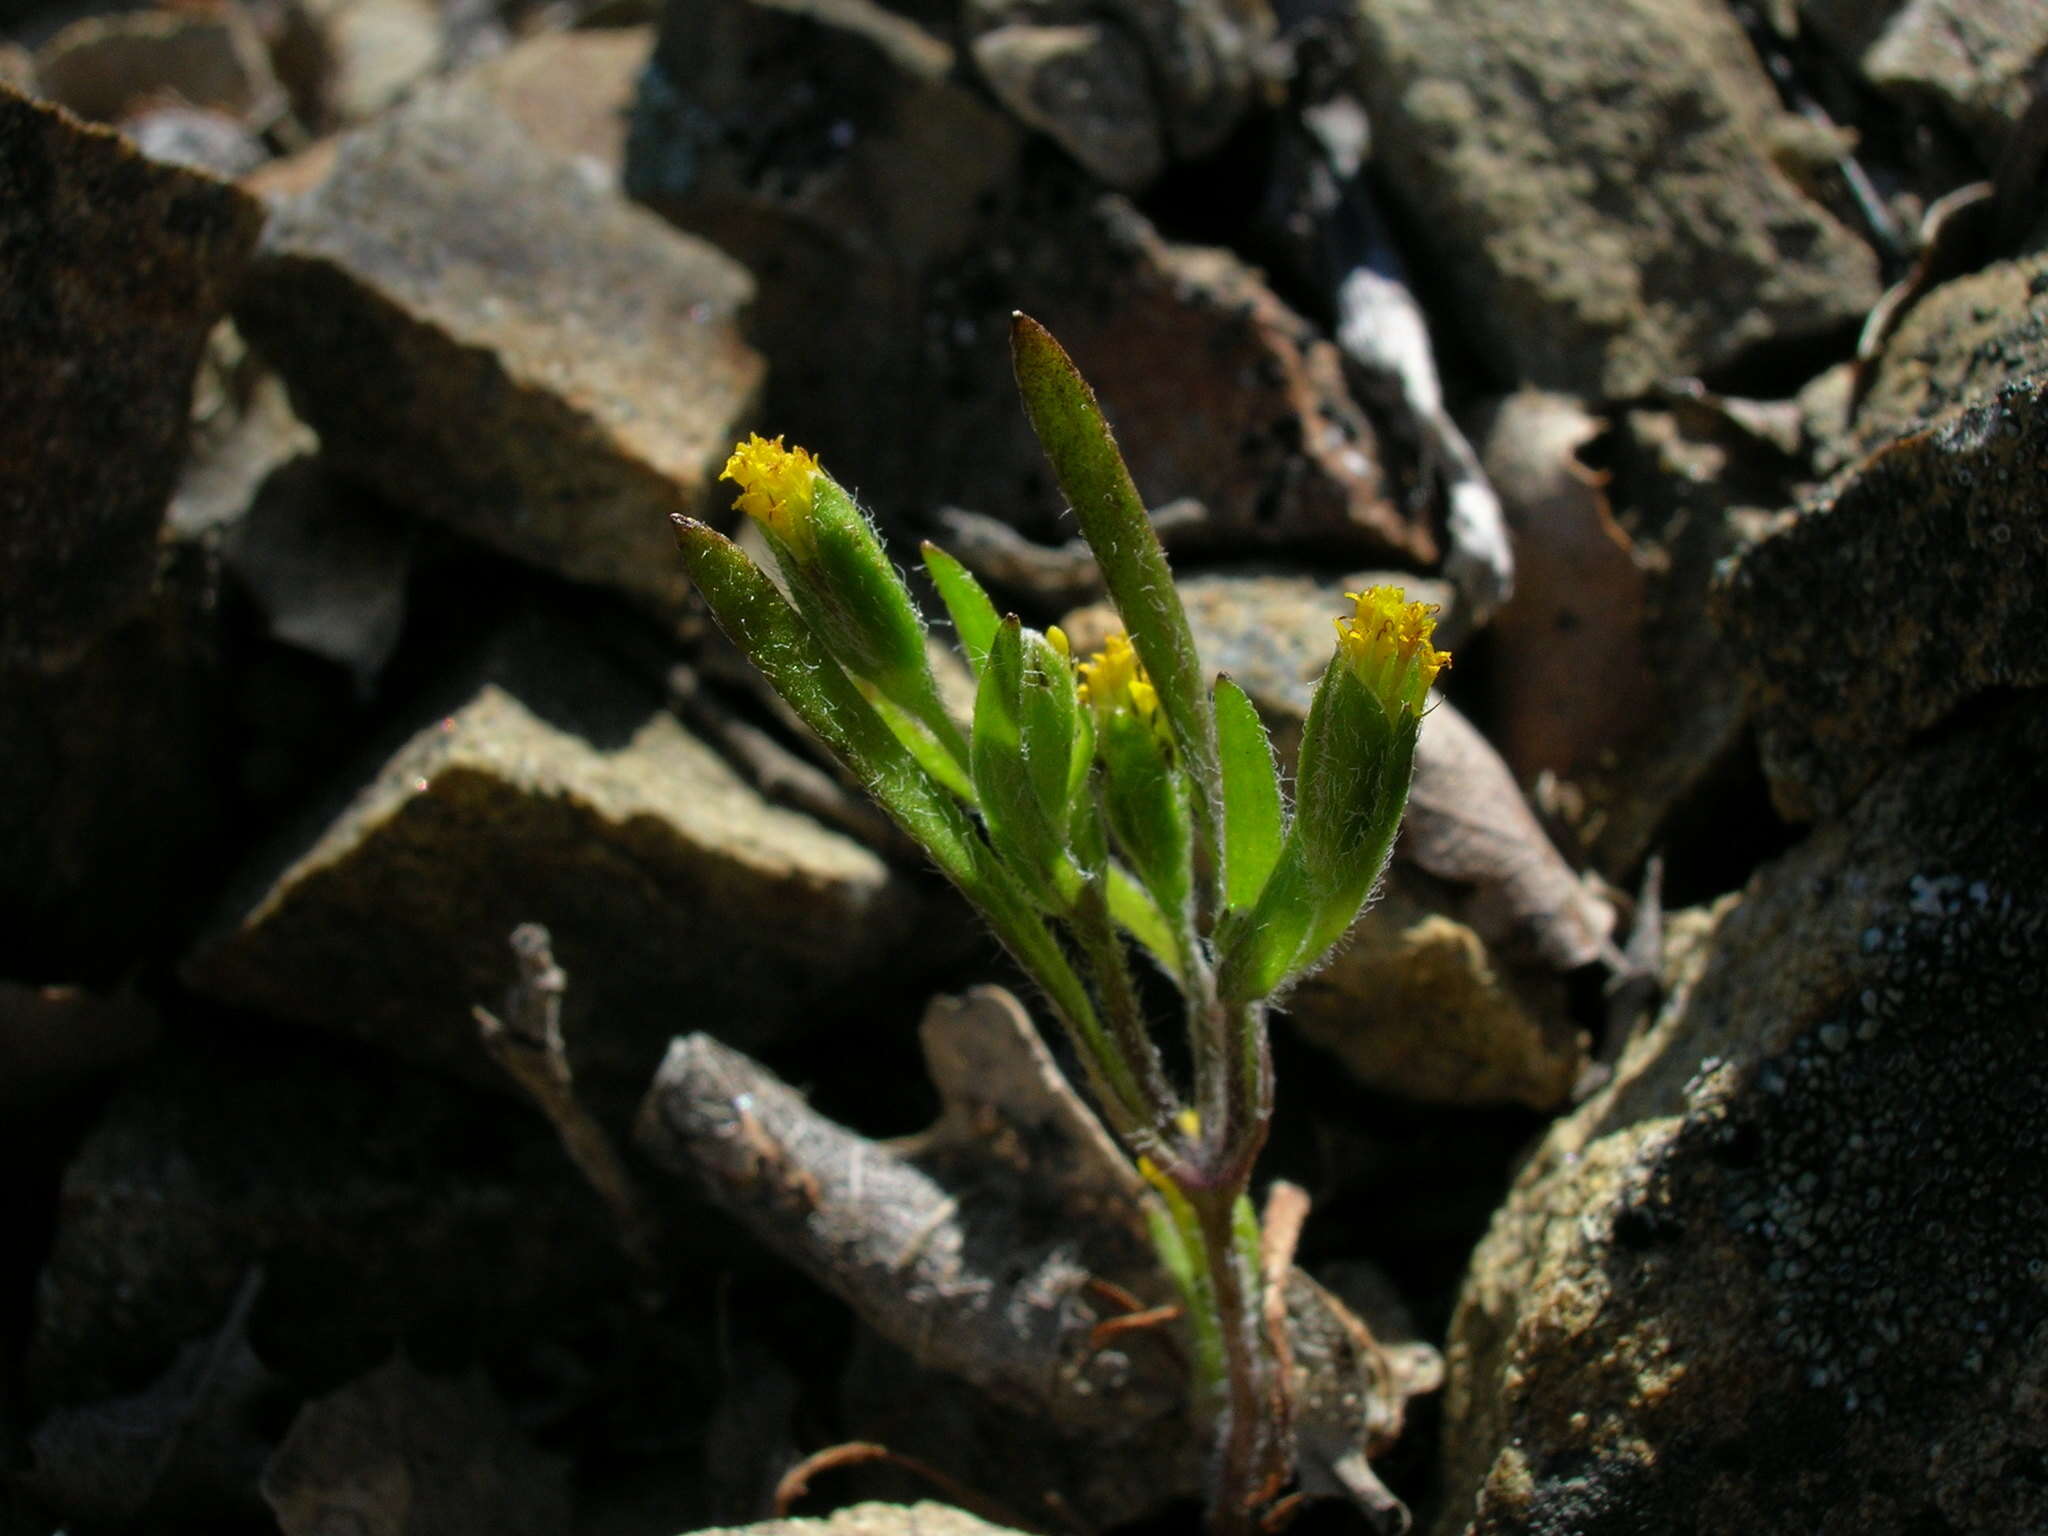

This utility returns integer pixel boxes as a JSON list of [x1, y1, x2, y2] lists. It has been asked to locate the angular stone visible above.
[[1350, 0, 1881, 399], [1717, 261, 2048, 821], [236, 82, 763, 613], [184, 626, 926, 1094], [461, 25, 650, 189], [1436, 694, 2048, 1536], [1801, 0, 2048, 163], [0, 84, 262, 667]]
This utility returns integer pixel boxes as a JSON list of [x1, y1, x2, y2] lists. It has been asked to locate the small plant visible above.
[[674, 315, 1446, 1533]]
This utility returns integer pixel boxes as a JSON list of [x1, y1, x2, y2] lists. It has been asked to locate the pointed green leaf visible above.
[[921, 541, 1000, 677], [676, 519, 983, 892], [1010, 315, 1219, 807], [1213, 675, 1283, 913], [971, 617, 1066, 900], [1107, 862, 1181, 982]]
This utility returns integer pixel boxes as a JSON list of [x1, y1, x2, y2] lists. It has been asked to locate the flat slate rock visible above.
[[1350, 0, 1880, 399], [0, 84, 261, 667], [236, 81, 763, 613], [184, 627, 924, 1095], [1717, 258, 2048, 821], [1435, 691, 2048, 1536]]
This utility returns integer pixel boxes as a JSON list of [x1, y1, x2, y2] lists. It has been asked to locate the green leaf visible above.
[[1214, 675, 1283, 913], [921, 542, 1000, 677], [1010, 315, 1219, 807], [676, 519, 984, 892], [971, 618, 1066, 901], [1107, 862, 1181, 982], [1019, 627, 1081, 837], [680, 518, 1145, 1129]]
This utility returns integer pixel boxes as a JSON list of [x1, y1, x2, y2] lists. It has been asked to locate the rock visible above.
[[1800, 0, 2048, 164], [963, 0, 1275, 187], [32, 8, 285, 130], [681, 1505, 1029, 1536], [183, 622, 927, 1097], [262, 1357, 570, 1536], [26, 1035, 628, 1411], [1063, 571, 1602, 1107], [0, 85, 262, 668], [1348, 0, 1882, 399], [627, 0, 1027, 528], [461, 25, 651, 189], [1285, 880, 1581, 1111], [299, 0, 444, 127], [970, 21, 1164, 186], [0, 42, 33, 92], [1717, 260, 2048, 821], [235, 81, 763, 615], [1019, 200, 1430, 564], [1435, 692, 2048, 1536], [1844, 250, 2048, 457], [0, 563, 233, 982]]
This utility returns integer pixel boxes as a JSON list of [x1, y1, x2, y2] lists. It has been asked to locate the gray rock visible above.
[[1801, 0, 2048, 164], [298, 0, 445, 127], [184, 624, 928, 1095], [964, 0, 1277, 188], [1349, 0, 1881, 398], [1717, 260, 2048, 821], [0, 84, 262, 668], [236, 82, 763, 614], [1435, 692, 2048, 1536], [459, 25, 651, 191]]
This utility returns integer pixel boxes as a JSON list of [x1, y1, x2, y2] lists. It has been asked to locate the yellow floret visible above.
[[721, 434, 821, 550], [1077, 632, 1162, 728], [1333, 586, 1451, 718]]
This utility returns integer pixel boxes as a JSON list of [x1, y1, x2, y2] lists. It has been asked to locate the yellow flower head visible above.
[[1334, 586, 1450, 719], [721, 434, 821, 552], [1076, 632, 1162, 732]]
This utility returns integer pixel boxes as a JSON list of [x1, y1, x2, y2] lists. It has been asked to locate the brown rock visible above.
[[184, 624, 926, 1094], [235, 81, 763, 613], [0, 84, 262, 667], [1350, 0, 1881, 398], [1717, 260, 2048, 821], [1436, 692, 2048, 1536]]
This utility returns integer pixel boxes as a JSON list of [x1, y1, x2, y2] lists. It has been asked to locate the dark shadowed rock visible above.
[[0, 85, 261, 668], [1435, 692, 2048, 1536], [1349, 0, 1881, 399], [263, 1357, 570, 1536], [183, 623, 928, 1097], [236, 82, 763, 614], [0, 560, 233, 982], [26, 1035, 628, 1411], [1800, 0, 2048, 164], [1717, 259, 2048, 821]]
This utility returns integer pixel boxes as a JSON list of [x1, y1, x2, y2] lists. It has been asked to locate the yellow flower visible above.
[[1333, 586, 1450, 719], [1077, 632, 1162, 731], [721, 434, 821, 554]]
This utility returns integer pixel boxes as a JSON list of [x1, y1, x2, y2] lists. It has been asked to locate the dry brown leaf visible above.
[[1481, 391, 1657, 785]]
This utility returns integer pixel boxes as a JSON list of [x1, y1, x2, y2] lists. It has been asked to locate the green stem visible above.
[[1071, 877, 1180, 1137]]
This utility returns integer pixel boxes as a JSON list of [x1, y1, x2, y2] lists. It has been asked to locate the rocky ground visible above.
[[3, 0, 2045, 1531]]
